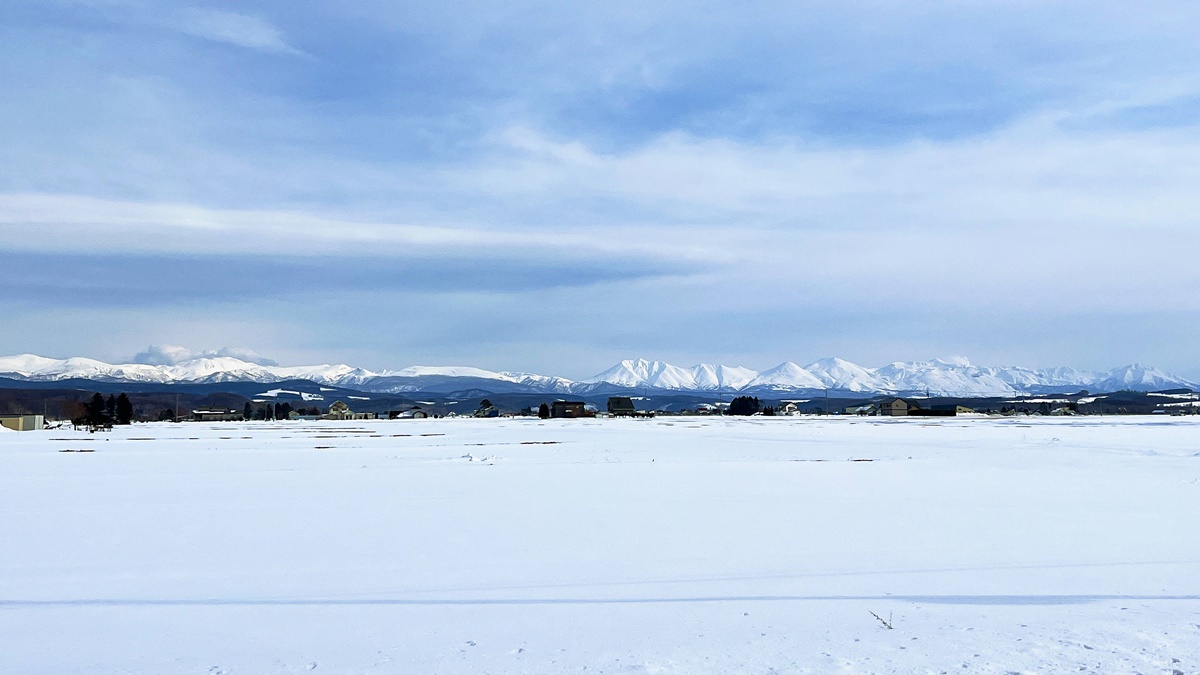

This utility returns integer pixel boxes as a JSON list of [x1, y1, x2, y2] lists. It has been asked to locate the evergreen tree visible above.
[[82, 393, 111, 430], [105, 394, 117, 422], [115, 393, 134, 425], [86, 393, 106, 424], [243, 402, 253, 420], [538, 403, 550, 419], [727, 396, 760, 416]]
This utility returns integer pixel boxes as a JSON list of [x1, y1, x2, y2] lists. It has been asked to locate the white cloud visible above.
[[169, 8, 301, 55], [131, 344, 194, 365], [0, 192, 727, 268], [132, 344, 279, 366], [472, 116, 1200, 232]]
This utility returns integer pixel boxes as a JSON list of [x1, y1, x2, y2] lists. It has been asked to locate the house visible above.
[[877, 398, 913, 416], [0, 413, 44, 431], [551, 401, 588, 418], [325, 401, 353, 420], [473, 400, 500, 418], [607, 397, 637, 416], [606, 396, 654, 418], [323, 401, 375, 420], [190, 408, 242, 422], [772, 398, 811, 415]]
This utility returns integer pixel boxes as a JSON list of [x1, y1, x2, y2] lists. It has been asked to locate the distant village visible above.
[[4, 386, 1199, 433]]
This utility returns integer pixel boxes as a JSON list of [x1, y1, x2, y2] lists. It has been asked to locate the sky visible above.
[[3, 1, 1200, 379]]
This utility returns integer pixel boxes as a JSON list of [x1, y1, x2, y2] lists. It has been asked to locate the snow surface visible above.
[[257, 388, 325, 401], [2, 417, 1199, 673]]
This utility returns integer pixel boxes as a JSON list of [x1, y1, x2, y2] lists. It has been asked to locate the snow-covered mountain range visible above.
[[0, 350, 1194, 397]]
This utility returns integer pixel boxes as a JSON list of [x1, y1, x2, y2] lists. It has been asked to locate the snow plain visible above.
[[2, 416, 1199, 674]]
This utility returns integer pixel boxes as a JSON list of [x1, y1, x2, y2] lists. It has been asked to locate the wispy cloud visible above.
[[168, 8, 302, 55], [0, 193, 728, 269]]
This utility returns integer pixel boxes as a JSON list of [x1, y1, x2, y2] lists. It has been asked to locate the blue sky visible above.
[[3, 1, 1200, 378]]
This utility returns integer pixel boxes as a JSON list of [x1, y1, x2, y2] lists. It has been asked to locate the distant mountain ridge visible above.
[[0, 351, 1194, 397]]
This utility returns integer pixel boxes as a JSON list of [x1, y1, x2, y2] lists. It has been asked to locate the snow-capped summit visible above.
[[0, 350, 1195, 397], [386, 365, 506, 379], [746, 362, 825, 390], [582, 359, 697, 390], [0, 353, 75, 377], [873, 359, 1019, 396], [802, 357, 889, 392], [1092, 364, 1193, 392], [689, 363, 758, 391]]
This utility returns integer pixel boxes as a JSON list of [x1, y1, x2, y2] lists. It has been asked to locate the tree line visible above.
[[74, 394, 327, 428], [75, 393, 133, 430], [241, 402, 321, 420]]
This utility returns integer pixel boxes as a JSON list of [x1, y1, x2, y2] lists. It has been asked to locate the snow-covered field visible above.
[[2, 416, 1199, 674]]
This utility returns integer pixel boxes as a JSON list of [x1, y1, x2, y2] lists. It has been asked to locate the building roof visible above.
[[607, 396, 637, 412]]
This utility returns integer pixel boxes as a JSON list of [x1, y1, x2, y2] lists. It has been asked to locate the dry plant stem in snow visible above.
[[870, 611, 894, 629]]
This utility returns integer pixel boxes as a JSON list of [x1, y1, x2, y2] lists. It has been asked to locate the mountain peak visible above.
[[749, 362, 825, 389], [0, 353, 1194, 397]]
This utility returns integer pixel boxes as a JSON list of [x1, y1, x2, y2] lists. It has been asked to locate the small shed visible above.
[[0, 413, 44, 431]]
